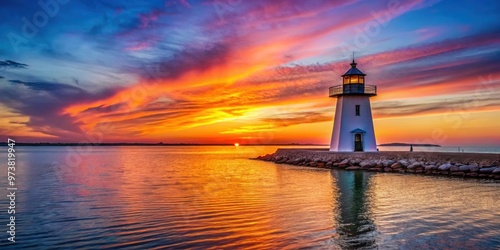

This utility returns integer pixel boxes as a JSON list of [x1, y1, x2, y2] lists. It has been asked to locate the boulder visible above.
[[349, 158, 362, 165], [359, 160, 372, 168], [384, 167, 392, 172], [391, 162, 403, 169], [258, 154, 273, 161], [469, 165, 480, 172], [317, 162, 325, 168], [451, 172, 465, 176], [276, 158, 287, 164], [438, 163, 452, 171], [425, 165, 437, 171], [338, 159, 349, 167], [407, 162, 421, 169], [492, 168, 500, 174], [450, 166, 460, 172], [458, 165, 471, 172], [479, 167, 496, 174], [384, 160, 395, 167], [398, 160, 409, 167]]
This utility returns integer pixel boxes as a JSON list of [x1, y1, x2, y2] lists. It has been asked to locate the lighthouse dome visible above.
[[342, 60, 366, 76]]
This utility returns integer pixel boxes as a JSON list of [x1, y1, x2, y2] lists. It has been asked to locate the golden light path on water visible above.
[[0, 146, 498, 249]]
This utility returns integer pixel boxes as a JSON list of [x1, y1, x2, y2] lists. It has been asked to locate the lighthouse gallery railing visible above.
[[329, 84, 377, 97]]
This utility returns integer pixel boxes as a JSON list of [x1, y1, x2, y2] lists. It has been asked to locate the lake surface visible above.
[[0, 146, 499, 249]]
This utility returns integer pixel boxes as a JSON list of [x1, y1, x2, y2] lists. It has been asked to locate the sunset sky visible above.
[[0, 0, 499, 146]]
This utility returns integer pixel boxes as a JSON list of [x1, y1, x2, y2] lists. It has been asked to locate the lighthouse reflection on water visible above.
[[331, 170, 377, 248]]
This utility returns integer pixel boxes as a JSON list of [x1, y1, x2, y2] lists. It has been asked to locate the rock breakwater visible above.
[[256, 149, 500, 180]]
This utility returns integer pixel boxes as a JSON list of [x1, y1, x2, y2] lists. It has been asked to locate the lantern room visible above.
[[329, 59, 376, 97], [342, 60, 366, 84]]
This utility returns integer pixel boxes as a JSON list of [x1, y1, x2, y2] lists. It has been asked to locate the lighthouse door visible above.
[[354, 134, 363, 151]]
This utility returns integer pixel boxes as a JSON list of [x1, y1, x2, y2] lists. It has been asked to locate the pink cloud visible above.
[[126, 41, 151, 51], [139, 9, 163, 28], [358, 31, 500, 69], [414, 27, 443, 42]]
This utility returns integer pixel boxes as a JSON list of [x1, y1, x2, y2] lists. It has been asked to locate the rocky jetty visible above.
[[255, 149, 500, 180]]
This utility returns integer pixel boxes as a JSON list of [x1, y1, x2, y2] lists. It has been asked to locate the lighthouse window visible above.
[[359, 76, 364, 83], [351, 75, 359, 84], [343, 76, 349, 84], [355, 105, 360, 116]]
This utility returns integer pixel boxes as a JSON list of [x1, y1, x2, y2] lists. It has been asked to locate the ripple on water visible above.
[[369, 174, 500, 249]]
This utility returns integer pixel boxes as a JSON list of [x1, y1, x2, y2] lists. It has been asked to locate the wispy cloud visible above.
[[0, 60, 28, 69]]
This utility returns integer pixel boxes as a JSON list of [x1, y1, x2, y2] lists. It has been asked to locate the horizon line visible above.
[[0, 142, 330, 146]]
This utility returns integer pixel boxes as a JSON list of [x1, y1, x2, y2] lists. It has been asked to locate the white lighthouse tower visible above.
[[329, 59, 377, 152]]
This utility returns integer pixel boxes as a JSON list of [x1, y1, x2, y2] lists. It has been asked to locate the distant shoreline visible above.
[[378, 143, 441, 147]]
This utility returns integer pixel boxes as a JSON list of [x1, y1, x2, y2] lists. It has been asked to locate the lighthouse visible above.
[[329, 59, 377, 152]]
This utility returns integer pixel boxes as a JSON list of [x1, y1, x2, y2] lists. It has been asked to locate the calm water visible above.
[[0, 146, 499, 249]]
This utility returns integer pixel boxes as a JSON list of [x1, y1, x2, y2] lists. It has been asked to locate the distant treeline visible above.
[[378, 143, 441, 147]]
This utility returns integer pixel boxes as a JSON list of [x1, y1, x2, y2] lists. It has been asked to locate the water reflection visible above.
[[332, 170, 377, 249]]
